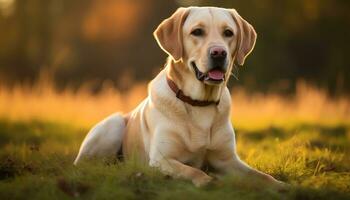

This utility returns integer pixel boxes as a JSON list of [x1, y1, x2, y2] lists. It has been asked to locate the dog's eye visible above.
[[191, 28, 204, 36], [224, 29, 234, 37]]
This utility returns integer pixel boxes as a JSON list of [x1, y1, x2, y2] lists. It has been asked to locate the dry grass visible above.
[[0, 76, 147, 128], [0, 75, 349, 130], [232, 82, 350, 130]]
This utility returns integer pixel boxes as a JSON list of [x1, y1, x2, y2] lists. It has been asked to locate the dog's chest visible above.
[[189, 105, 216, 128], [181, 106, 217, 152]]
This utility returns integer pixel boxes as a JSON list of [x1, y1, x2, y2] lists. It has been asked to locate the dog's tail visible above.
[[74, 113, 127, 165]]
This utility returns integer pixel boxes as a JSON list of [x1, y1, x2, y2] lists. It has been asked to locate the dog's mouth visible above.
[[191, 61, 225, 83]]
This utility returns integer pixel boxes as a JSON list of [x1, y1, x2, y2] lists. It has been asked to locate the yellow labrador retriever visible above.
[[74, 6, 286, 190]]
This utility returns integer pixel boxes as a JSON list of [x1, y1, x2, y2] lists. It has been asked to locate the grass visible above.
[[0, 77, 349, 199], [0, 120, 349, 200]]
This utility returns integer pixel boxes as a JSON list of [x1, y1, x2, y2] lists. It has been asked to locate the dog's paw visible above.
[[192, 175, 213, 187]]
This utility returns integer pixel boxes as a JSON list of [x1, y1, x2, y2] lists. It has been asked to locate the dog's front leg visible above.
[[149, 133, 213, 187], [209, 124, 288, 191], [150, 158, 213, 187], [215, 154, 287, 191]]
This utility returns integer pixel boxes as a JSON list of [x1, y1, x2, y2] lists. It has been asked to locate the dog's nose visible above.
[[210, 46, 227, 60]]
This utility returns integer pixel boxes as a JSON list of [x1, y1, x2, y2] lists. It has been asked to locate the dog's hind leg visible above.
[[74, 113, 127, 165]]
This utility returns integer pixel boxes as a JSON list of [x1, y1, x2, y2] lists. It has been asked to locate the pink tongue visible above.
[[208, 70, 224, 80]]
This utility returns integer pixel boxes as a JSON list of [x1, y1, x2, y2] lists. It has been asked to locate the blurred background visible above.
[[0, 0, 349, 94], [0, 0, 349, 128]]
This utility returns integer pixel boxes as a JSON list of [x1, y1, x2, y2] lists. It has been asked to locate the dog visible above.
[[74, 6, 287, 190]]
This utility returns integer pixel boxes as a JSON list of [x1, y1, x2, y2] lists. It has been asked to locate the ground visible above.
[[0, 119, 349, 200]]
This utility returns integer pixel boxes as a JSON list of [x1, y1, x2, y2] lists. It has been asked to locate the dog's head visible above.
[[154, 7, 256, 85]]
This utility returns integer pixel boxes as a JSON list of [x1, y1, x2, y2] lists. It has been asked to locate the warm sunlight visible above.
[[82, 1, 148, 41], [0, 0, 14, 16], [0, 1, 349, 199]]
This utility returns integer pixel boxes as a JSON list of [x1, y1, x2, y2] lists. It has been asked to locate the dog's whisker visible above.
[[230, 63, 239, 80]]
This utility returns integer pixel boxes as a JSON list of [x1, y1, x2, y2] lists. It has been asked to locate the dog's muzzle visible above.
[[191, 62, 226, 83]]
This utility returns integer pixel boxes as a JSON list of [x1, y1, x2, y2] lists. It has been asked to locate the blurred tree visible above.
[[0, 0, 349, 94]]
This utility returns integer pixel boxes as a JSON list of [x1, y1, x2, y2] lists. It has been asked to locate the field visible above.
[[0, 78, 349, 200]]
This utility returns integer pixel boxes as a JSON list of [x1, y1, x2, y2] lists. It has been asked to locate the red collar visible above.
[[166, 76, 220, 107]]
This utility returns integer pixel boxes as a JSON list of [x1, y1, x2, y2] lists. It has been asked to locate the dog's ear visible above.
[[229, 9, 257, 66], [154, 7, 189, 62]]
